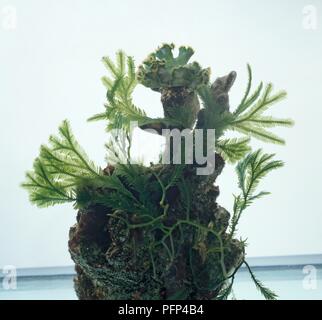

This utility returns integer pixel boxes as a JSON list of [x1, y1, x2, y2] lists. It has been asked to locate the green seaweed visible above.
[[22, 44, 293, 300]]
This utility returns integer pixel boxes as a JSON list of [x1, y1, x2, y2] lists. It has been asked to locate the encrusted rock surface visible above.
[[68, 157, 245, 300]]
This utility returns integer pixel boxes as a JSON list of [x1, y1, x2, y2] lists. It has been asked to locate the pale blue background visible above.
[[0, 0, 322, 268]]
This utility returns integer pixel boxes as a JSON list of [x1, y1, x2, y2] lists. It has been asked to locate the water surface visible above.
[[1, 256, 321, 300]]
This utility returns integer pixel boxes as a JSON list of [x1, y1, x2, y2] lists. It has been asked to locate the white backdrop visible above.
[[1, 0, 321, 267]]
